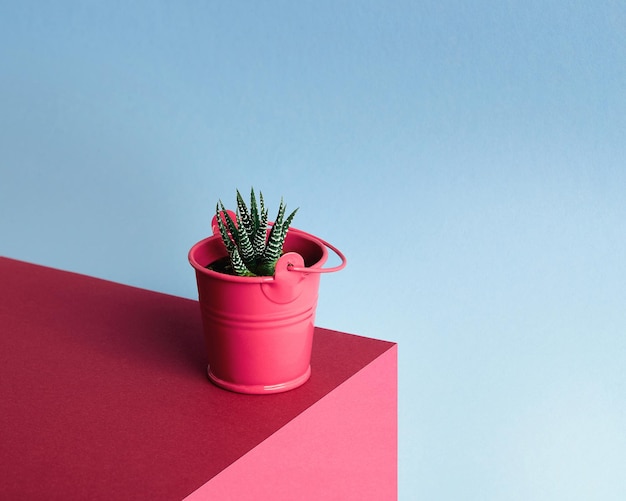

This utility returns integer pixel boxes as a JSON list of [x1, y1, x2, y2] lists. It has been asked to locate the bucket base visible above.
[[207, 365, 311, 394]]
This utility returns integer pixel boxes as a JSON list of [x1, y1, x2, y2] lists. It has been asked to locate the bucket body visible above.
[[188, 230, 328, 394]]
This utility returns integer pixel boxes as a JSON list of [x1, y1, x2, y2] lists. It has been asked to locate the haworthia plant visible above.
[[215, 188, 298, 276]]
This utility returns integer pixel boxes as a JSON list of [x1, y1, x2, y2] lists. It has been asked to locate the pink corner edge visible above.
[[184, 343, 398, 500]]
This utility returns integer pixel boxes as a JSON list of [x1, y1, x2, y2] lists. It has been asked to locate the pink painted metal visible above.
[[188, 215, 346, 394]]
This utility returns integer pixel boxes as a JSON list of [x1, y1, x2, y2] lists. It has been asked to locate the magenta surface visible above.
[[188, 345, 398, 500], [0, 257, 395, 500]]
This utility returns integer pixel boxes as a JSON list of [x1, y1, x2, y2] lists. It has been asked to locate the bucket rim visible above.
[[188, 227, 328, 283]]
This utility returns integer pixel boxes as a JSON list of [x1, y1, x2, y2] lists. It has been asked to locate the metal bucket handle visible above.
[[285, 227, 347, 274]]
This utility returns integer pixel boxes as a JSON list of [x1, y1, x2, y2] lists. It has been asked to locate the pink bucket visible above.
[[188, 219, 346, 394]]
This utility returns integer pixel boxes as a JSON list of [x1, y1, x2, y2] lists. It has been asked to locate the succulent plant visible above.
[[215, 188, 298, 277]]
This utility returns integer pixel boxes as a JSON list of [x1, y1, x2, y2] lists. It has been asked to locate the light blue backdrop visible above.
[[2, 2, 625, 499]]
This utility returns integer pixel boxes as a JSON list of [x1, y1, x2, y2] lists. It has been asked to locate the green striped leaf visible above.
[[252, 208, 268, 258], [230, 247, 254, 277], [236, 189, 254, 239], [249, 188, 260, 233], [216, 203, 236, 253], [284, 207, 298, 231], [220, 201, 240, 243], [236, 211, 255, 265]]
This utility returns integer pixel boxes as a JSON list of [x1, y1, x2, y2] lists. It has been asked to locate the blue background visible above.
[[2, 2, 625, 499]]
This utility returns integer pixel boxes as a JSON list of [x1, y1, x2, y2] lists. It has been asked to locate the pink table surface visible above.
[[0, 257, 395, 500]]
